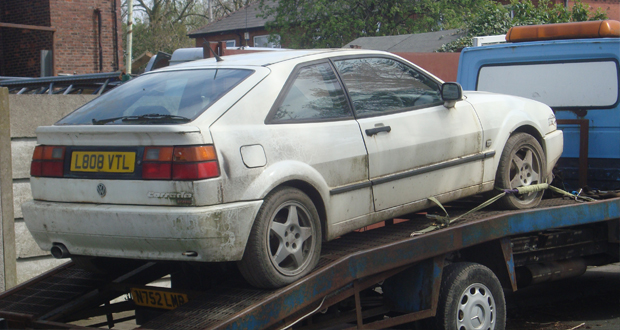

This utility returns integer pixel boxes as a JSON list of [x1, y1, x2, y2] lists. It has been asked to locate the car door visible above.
[[333, 56, 485, 211]]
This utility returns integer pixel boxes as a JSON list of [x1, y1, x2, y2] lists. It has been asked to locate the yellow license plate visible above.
[[131, 288, 189, 310], [70, 151, 136, 173]]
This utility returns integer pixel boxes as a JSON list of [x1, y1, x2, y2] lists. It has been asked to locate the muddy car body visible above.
[[22, 49, 563, 288]]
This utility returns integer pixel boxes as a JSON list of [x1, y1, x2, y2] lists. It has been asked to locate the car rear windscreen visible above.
[[57, 69, 253, 125], [476, 60, 619, 109]]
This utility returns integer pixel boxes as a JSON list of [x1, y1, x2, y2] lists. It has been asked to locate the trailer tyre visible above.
[[238, 187, 322, 289], [495, 133, 546, 209], [434, 262, 506, 330]]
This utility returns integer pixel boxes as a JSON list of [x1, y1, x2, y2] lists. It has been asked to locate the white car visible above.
[[22, 49, 563, 288]]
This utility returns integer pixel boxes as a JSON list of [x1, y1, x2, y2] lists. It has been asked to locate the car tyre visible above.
[[238, 187, 322, 289], [495, 133, 546, 209], [434, 262, 506, 330]]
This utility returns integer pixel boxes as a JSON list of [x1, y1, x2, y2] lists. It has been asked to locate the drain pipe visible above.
[[94, 9, 103, 72], [112, 0, 119, 71]]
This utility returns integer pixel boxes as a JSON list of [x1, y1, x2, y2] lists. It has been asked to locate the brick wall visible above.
[[50, 0, 123, 75], [496, 0, 619, 20], [0, 0, 123, 77], [0, 0, 52, 77]]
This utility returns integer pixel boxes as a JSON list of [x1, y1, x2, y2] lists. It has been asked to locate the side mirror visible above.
[[441, 82, 463, 108]]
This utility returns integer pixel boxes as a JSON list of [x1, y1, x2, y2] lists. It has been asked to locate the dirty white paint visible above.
[[357, 99, 483, 211], [21, 49, 562, 266], [22, 200, 261, 261], [240, 144, 267, 168], [464, 92, 562, 183]]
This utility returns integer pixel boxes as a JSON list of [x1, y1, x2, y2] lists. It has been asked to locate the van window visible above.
[[476, 60, 619, 109]]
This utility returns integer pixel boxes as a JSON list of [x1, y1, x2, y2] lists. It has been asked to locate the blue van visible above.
[[457, 21, 620, 190]]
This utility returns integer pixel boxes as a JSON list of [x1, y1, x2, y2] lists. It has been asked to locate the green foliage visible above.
[[259, 0, 489, 49], [439, 0, 609, 52]]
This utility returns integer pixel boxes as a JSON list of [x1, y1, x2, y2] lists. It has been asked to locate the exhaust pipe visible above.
[[516, 258, 587, 287], [51, 243, 70, 259]]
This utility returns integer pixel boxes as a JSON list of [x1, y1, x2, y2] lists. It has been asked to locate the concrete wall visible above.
[[0, 92, 95, 289]]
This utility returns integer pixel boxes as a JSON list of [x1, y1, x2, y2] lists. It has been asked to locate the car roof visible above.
[[154, 48, 390, 71]]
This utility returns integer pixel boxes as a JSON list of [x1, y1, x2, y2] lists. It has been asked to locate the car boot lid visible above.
[[35, 125, 209, 146]]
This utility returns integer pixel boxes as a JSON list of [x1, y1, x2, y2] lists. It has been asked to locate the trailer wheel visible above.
[[238, 187, 322, 289], [435, 262, 506, 330], [495, 133, 546, 209]]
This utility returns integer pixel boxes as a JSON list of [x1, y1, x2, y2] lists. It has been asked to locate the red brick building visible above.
[[189, 1, 280, 49], [0, 0, 123, 77], [497, 0, 619, 20]]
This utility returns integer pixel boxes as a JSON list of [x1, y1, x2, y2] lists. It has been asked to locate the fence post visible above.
[[0, 87, 17, 291]]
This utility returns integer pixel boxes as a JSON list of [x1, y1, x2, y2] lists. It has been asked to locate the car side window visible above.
[[270, 62, 352, 123], [334, 57, 442, 117]]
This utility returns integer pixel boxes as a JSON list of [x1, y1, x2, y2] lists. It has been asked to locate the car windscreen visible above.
[[56, 69, 254, 125]]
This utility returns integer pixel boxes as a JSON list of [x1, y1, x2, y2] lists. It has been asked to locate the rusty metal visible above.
[[609, 219, 620, 244], [527, 258, 587, 284], [343, 309, 435, 330], [0, 262, 73, 300], [518, 258, 587, 286], [33, 319, 91, 329], [42, 262, 171, 322], [514, 240, 608, 267], [267, 265, 410, 330], [354, 282, 363, 328], [500, 237, 518, 291], [88, 315, 137, 328], [429, 256, 443, 315], [557, 119, 589, 188], [0, 198, 618, 329], [213, 198, 619, 330], [296, 306, 390, 330], [63, 301, 135, 323]]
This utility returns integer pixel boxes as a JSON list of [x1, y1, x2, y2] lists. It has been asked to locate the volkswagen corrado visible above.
[[22, 49, 563, 288]]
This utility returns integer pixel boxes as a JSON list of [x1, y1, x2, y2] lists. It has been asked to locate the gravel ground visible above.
[[505, 263, 620, 330]]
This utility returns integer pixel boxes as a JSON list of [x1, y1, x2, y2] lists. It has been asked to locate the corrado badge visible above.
[[148, 192, 193, 205]]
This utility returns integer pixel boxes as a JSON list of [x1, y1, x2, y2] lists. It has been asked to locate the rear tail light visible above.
[[142, 145, 219, 180], [31, 146, 65, 177]]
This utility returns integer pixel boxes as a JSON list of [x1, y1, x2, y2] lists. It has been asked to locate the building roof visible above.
[[344, 29, 466, 53], [189, 1, 276, 37]]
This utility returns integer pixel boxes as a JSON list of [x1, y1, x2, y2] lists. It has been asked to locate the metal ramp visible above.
[[0, 198, 616, 330]]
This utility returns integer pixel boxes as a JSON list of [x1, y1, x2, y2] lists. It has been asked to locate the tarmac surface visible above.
[[505, 263, 620, 330]]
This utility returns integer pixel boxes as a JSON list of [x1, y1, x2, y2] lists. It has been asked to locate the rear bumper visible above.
[[22, 200, 262, 262], [543, 129, 563, 179]]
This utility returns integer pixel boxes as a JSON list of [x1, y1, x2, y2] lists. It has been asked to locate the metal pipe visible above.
[[557, 119, 589, 188], [50, 244, 70, 259], [95, 9, 103, 72], [517, 258, 587, 287], [126, 0, 134, 74], [112, 0, 119, 71]]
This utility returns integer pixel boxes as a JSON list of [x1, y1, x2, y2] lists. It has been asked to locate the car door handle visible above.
[[365, 126, 392, 136]]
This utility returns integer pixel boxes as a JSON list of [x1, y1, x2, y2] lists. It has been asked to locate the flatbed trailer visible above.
[[0, 197, 618, 330]]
